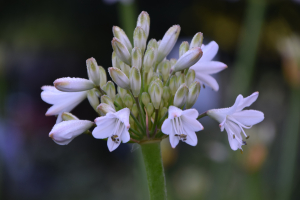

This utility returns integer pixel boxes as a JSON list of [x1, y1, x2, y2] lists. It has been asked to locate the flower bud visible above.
[[119, 61, 130, 77], [141, 92, 151, 106], [97, 103, 116, 116], [169, 75, 178, 95], [173, 84, 189, 108], [113, 26, 132, 53], [147, 39, 158, 51], [190, 32, 203, 49], [171, 47, 203, 72], [112, 37, 131, 65], [137, 11, 150, 39], [177, 73, 186, 87], [108, 67, 130, 90], [115, 94, 124, 108], [49, 120, 94, 145], [161, 60, 171, 82], [54, 77, 94, 92], [149, 83, 162, 109], [131, 47, 142, 70], [86, 57, 100, 86], [98, 65, 107, 88], [179, 41, 190, 58], [162, 86, 171, 102], [117, 86, 128, 98], [143, 47, 155, 72], [87, 88, 100, 111], [146, 102, 154, 117], [159, 107, 168, 119], [112, 51, 119, 69], [186, 81, 201, 109], [157, 25, 181, 63], [133, 26, 147, 54], [102, 81, 116, 101], [159, 100, 164, 109], [124, 93, 134, 109], [62, 112, 79, 121], [101, 95, 115, 110], [146, 67, 154, 85], [186, 69, 195, 87], [131, 103, 138, 117], [130, 67, 141, 97], [170, 58, 177, 67]]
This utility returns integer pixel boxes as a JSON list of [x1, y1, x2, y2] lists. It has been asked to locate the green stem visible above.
[[140, 142, 167, 200], [197, 111, 207, 120], [151, 109, 159, 136], [130, 112, 144, 133]]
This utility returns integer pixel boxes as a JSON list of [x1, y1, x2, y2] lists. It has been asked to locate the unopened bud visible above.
[[108, 67, 130, 90], [86, 58, 100, 86], [171, 47, 202, 72], [157, 25, 181, 63], [115, 94, 124, 108], [112, 51, 119, 69], [170, 58, 177, 67], [131, 103, 138, 117], [146, 103, 154, 117], [186, 81, 201, 109], [179, 41, 190, 58], [119, 61, 130, 77], [98, 66, 107, 88], [162, 86, 171, 102], [131, 47, 142, 70], [146, 68, 154, 85], [159, 107, 168, 119], [186, 69, 195, 87], [141, 92, 150, 106], [161, 60, 171, 82], [54, 77, 94, 92], [133, 26, 147, 54], [148, 83, 162, 109], [97, 103, 116, 116], [117, 86, 128, 98], [190, 32, 203, 49], [137, 11, 150, 39], [102, 81, 116, 101], [130, 67, 141, 97], [124, 93, 134, 109], [113, 26, 132, 53], [177, 73, 186, 87], [173, 84, 189, 108], [143, 47, 155, 72], [169, 75, 178, 95], [147, 39, 158, 50], [112, 37, 131, 65], [101, 95, 115, 110], [62, 112, 79, 121], [87, 89, 100, 111]]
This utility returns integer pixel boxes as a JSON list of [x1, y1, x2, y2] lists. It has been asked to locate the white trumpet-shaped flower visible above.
[[207, 92, 264, 151], [162, 106, 204, 148], [190, 41, 227, 91], [41, 86, 87, 123], [92, 108, 130, 152], [49, 120, 94, 145]]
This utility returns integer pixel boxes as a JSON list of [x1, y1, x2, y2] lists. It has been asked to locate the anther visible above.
[[246, 136, 250, 139]]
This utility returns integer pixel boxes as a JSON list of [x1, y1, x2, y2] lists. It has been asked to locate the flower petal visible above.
[[199, 41, 219, 62], [227, 95, 243, 115], [184, 129, 198, 146], [182, 108, 199, 119], [121, 128, 130, 143], [168, 106, 183, 119], [191, 61, 227, 75], [232, 110, 264, 126], [161, 118, 172, 135], [107, 136, 121, 152], [195, 73, 219, 91], [181, 115, 203, 132], [224, 122, 243, 151], [169, 133, 180, 148], [236, 92, 259, 111], [115, 108, 130, 129], [93, 117, 116, 139]]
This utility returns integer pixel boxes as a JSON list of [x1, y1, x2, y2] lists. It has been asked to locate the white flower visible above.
[[49, 120, 94, 145], [207, 92, 264, 151], [162, 106, 204, 148], [92, 108, 130, 152], [190, 41, 227, 91], [41, 86, 87, 123]]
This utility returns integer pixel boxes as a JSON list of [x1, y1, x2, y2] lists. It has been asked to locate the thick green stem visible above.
[[140, 142, 167, 200]]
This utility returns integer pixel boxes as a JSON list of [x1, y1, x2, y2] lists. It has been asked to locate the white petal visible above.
[[224, 122, 243, 151], [54, 77, 94, 92], [226, 130, 242, 151], [107, 137, 121, 152], [227, 95, 243, 115], [199, 41, 219, 62], [181, 115, 203, 132], [161, 118, 172, 135], [49, 120, 93, 145], [93, 117, 116, 139], [236, 92, 259, 111], [182, 108, 199, 119], [191, 61, 227, 75], [168, 106, 183, 119], [207, 108, 229, 123], [169, 133, 180, 148], [195, 73, 219, 91], [115, 108, 130, 129], [121, 128, 130, 143], [184, 130, 198, 146], [232, 110, 264, 126]]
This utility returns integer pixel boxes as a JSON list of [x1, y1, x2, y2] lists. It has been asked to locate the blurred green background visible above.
[[0, 0, 300, 199]]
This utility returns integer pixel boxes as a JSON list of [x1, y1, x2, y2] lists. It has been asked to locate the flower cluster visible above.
[[41, 11, 264, 152]]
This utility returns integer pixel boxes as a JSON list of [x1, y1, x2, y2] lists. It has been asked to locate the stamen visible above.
[[246, 136, 250, 139], [233, 134, 235, 139]]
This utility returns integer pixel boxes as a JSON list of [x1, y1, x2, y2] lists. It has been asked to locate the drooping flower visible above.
[[162, 106, 204, 148], [41, 86, 87, 123], [49, 120, 94, 145], [92, 108, 130, 152], [207, 92, 264, 151], [190, 41, 227, 91]]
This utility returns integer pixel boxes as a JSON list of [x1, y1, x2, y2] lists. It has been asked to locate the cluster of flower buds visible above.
[[41, 11, 264, 152]]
